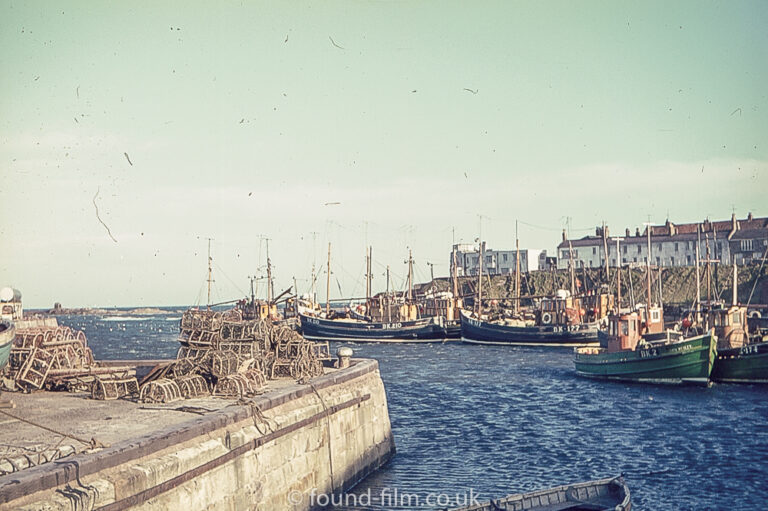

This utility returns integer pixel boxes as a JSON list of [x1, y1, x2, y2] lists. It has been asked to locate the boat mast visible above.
[[476, 241, 484, 316], [266, 238, 273, 304], [311, 264, 316, 305], [407, 249, 414, 302], [568, 239, 576, 296], [206, 237, 214, 310], [452, 246, 459, 302], [325, 242, 331, 316], [386, 265, 392, 322], [515, 220, 521, 315], [387, 265, 392, 323], [602, 221, 609, 280], [705, 234, 712, 303], [365, 246, 371, 304], [732, 262, 738, 306], [645, 223, 652, 310], [613, 237, 624, 312], [695, 225, 702, 319]]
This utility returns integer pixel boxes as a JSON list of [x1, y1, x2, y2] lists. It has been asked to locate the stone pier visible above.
[[0, 358, 394, 510]]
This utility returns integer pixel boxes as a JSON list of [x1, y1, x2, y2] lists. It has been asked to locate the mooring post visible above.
[[337, 347, 353, 368]]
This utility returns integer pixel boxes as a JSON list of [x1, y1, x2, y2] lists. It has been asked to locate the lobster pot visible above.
[[213, 374, 253, 398], [91, 375, 139, 400], [140, 378, 182, 403], [220, 320, 254, 341], [207, 350, 240, 378], [219, 341, 255, 359], [168, 357, 202, 378], [242, 367, 266, 392], [176, 346, 209, 361], [179, 329, 220, 349], [175, 374, 209, 398]]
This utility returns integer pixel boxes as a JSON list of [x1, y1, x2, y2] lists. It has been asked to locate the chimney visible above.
[[635, 227, 640, 237], [625, 228, 630, 237], [669, 222, 676, 236], [748, 212, 753, 221], [562, 229, 567, 242]]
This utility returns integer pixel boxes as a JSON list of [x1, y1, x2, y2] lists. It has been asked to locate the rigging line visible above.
[[213, 262, 248, 298]]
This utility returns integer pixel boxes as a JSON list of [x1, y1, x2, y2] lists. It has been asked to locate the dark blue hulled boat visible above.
[[299, 312, 446, 342], [460, 309, 600, 346]]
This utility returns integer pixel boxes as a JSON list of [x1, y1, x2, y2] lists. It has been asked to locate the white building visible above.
[[556, 213, 767, 269], [451, 244, 547, 276]]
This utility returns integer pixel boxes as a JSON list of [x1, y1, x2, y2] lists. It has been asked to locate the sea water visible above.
[[58, 313, 768, 510]]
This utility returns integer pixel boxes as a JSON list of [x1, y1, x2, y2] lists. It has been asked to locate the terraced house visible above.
[[557, 213, 768, 269]]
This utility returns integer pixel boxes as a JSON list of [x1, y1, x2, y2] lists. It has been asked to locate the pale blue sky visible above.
[[1, 1, 766, 307]]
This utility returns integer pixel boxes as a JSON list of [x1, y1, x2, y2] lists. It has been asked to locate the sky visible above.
[[1, 1, 766, 308]]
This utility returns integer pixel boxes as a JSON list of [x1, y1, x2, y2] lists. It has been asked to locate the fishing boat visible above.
[[298, 245, 447, 342], [574, 225, 717, 385], [299, 313, 445, 342], [449, 475, 631, 511], [704, 265, 768, 383], [460, 295, 604, 346], [460, 236, 611, 346], [574, 307, 717, 385]]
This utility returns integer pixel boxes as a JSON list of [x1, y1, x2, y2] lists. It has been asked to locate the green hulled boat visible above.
[[574, 307, 717, 385], [703, 302, 768, 383], [711, 341, 768, 383]]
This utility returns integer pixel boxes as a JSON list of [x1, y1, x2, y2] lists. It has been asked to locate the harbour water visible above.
[[59, 312, 768, 510]]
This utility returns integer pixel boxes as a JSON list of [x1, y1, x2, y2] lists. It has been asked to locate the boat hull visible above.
[[460, 311, 599, 346], [298, 313, 446, 342], [450, 476, 630, 511], [711, 341, 768, 383], [0, 321, 14, 371], [574, 332, 717, 385]]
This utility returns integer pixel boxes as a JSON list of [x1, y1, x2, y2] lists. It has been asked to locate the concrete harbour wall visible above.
[[0, 359, 394, 511]]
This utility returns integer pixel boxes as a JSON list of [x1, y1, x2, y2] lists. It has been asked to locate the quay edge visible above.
[[0, 358, 395, 511]]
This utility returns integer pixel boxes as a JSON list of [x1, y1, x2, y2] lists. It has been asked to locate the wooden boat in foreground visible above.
[[449, 476, 630, 511]]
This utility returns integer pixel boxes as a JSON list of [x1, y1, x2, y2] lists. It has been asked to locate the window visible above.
[[670, 257, 675, 266], [621, 321, 629, 336], [656, 256, 660, 265], [658, 244, 662, 251], [589, 260, 593, 268], [675, 242, 679, 252], [612, 259, 616, 266], [486, 255, 492, 263], [687, 255, 692, 264], [651, 309, 661, 322], [503, 254, 508, 262], [637, 245, 642, 254], [592, 247, 596, 255], [623, 245, 627, 254], [741, 240, 753, 251], [634, 257, 637, 262]]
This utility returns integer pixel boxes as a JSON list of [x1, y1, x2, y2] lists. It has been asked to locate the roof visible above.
[[557, 214, 768, 249]]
